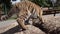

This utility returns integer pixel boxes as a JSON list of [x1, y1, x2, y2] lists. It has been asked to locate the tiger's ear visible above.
[[13, 3, 19, 10], [15, 5, 20, 12]]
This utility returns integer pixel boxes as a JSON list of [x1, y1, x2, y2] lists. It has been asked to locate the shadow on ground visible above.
[[1, 25, 22, 34]]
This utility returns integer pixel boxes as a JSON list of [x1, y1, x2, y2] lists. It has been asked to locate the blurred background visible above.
[[0, 0, 60, 19], [0, 0, 60, 15]]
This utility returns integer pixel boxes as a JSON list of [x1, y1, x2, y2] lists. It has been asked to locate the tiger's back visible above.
[[15, 1, 43, 20]]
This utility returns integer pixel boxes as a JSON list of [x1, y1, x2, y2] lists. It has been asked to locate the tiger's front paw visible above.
[[21, 26, 28, 31]]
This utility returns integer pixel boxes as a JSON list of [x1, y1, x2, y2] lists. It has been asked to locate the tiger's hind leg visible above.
[[39, 10, 44, 23]]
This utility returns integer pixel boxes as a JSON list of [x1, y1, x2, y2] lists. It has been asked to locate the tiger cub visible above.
[[1, 1, 44, 30]]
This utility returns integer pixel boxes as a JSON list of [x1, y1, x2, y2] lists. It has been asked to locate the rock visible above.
[[0, 20, 18, 33], [15, 25, 46, 34], [39, 16, 60, 34]]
